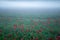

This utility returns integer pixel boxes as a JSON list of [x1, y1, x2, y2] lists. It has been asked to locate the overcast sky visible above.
[[0, 0, 60, 17], [0, 1, 60, 8], [0, 0, 60, 1]]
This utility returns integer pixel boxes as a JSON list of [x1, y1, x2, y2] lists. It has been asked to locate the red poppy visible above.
[[4, 38, 7, 40], [54, 19, 57, 22], [36, 30, 39, 33], [21, 38, 23, 40], [26, 28, 29, 32], [31, 25, 34, 28], [8, 34, 12, 37], [13, 38, 16, 40], [36, 30, 42, 34], [14, 24, 17, 30], [35, 37, 38, 40], [34, 22, 38, 26], [56, 36, 60, 40], [0, 29, 2, 32], [39, 30, 42, 32], [48, 18, 50, 21], [48, 38, 53, 40], [48, 21, 50, 24]]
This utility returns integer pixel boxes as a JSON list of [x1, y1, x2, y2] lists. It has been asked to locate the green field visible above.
[[0, 16, 60, 40]]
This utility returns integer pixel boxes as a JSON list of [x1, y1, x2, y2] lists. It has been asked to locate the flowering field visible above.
[[0, 16, 60, 40]]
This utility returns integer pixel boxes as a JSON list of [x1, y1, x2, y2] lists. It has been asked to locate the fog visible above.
[[0, 1, 60, 18]]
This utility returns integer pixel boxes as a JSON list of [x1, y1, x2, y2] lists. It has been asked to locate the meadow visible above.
[[0, 16, 60, 40]]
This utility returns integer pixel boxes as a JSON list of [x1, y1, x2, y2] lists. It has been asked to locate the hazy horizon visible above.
[[0, 1, 60, 18]]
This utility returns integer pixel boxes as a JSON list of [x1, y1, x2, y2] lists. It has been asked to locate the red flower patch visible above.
[[26, 28, 30, 32], [36, 30, 39, 33], [56, 36, 60, 40], [0, 29, 2, 32], [13, 38, 16, 40], [48, 38, 53, 40], [31, 25, 34, 28], [48, 21, 50, 24], [34, 22, 38, 26], [47, 18, 51, 24], [35, 37, 38, 40], [14, 24, 17, 30], [39, 30, 42, 32], [21, 38, 23, 40], [48, 18, 50, 21], [4, 38, 7, 40]]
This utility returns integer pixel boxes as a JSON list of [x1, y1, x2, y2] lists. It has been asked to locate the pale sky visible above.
[[0, 0, 60, 1], [0, 1, 60, 8]]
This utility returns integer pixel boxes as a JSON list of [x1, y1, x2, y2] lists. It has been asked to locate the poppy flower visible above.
[[48, 21, 50, 24], [48, 38, 53, 40], [31, 25, 34, 28], [36, 30, 39, 33], [56, 36, 60, 40], [26, 29, 29, 32], [48, 18, 50, 21], [0, 29, 2, 32], [13, 38, 16, 40], [36, 30, 42, 34], [14, 24, 17, 30], [54, 19, 57, 22], [34, 22, 38, 26], [21, 38, 23, 40], [4, 38, 7, 40], [35, 37, 38, 40], [39, 30, 42, 32]]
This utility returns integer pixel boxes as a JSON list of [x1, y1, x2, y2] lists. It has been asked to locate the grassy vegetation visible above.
[[0, 16, 60, 40]]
